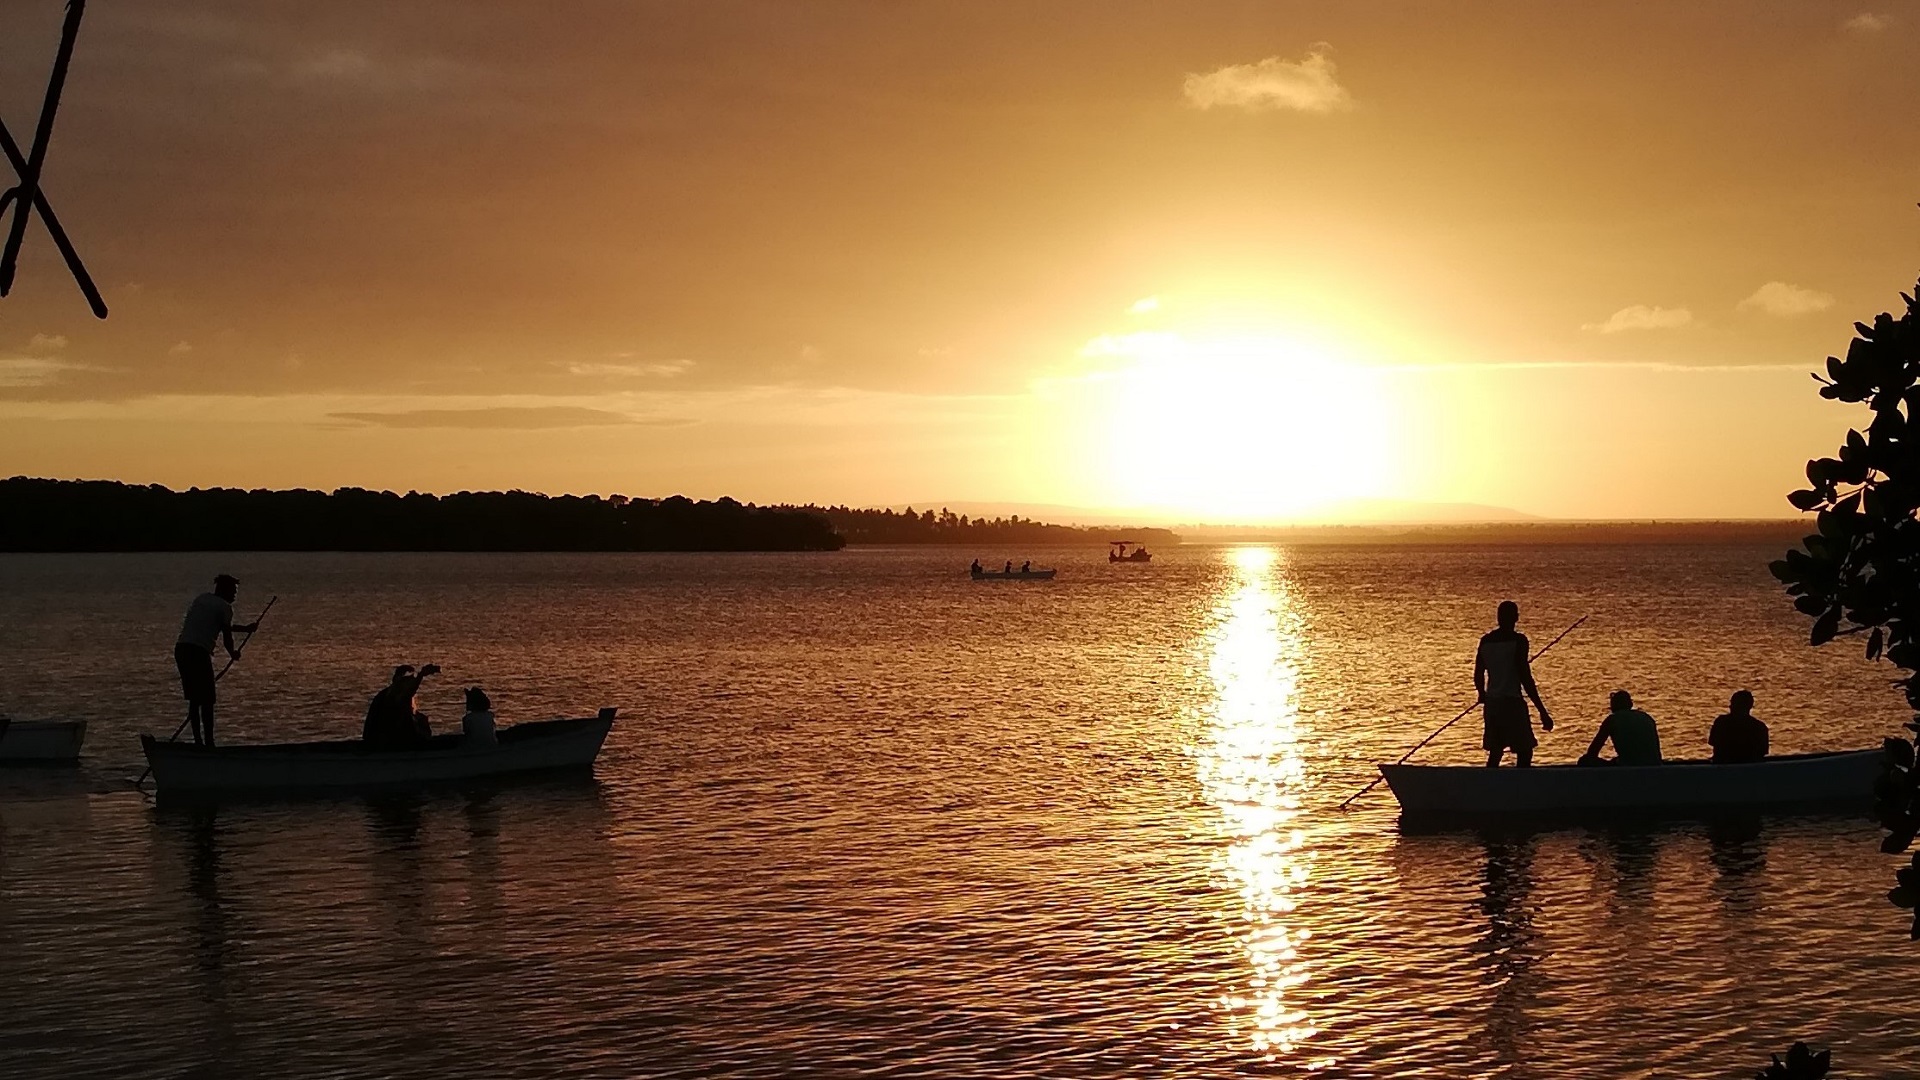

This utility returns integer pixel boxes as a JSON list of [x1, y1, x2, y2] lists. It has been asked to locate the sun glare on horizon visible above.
[[1060, 327, 1399, 522]]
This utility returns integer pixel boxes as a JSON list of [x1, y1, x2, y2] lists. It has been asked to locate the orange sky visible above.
[[1, 1, 1916, 521]]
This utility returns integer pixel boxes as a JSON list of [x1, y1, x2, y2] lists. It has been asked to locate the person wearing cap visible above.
[[173, 574, 259, 747]]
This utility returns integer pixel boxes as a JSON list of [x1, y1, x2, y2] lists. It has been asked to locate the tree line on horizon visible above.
[[793, 504, 1181, 547], [0, 479, 1182, 552], [0, 478, 844, 552]]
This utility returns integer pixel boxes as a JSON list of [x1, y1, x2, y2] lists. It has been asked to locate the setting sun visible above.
[[1050, 327, 1396, 521]]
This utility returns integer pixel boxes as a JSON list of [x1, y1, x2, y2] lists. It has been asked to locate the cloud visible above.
[[168, 341, 194, 356], [564, 359, 693, 378], [1844, 12, 1892, 32], [1129, 296, 1161, 314], [1582, 305, 1695, 333], [288, 48, 473, 95], [1184, 47, 1353, 113], [329, 406, 667, 429], [27, 333, 68, 353], [1739, 281, 1835, 317], [0, 357, 107, 388]]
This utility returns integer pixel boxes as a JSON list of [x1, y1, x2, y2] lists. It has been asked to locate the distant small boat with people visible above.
[[1108, 540, 1152, 563], [138, 711, 616, 799], [0, 715, 87, 763], [1379, 748, 1880, 818], [969, 559, 1056, 581]]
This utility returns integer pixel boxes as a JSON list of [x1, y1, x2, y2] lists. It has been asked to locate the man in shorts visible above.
[[1474, 600, 1553, 767], [173, 574, 259, 746]]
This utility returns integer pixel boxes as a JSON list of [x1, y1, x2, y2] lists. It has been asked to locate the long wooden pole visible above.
[[1337, 613, 1588, 811]]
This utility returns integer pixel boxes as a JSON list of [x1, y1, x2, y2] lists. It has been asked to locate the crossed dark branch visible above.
[[0, 0, 107, 318]]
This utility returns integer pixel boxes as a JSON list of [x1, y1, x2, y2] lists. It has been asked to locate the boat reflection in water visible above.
[[1196, 546, 1317, 1061]]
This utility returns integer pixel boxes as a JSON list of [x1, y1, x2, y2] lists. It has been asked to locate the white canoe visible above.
[[140, 713, 614, 799], [0, 717, 88, 763], [1379, 749, 1881, 818]]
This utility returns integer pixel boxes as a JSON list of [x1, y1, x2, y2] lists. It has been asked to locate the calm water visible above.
[[0, 544, 1913, 1078]]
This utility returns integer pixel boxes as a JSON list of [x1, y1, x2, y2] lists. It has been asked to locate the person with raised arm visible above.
[[363, 663, 440, 749]]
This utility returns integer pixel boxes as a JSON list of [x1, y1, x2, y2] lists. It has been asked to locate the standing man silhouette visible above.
[[173, 574, 258, 746], [1475, 600, 1553, 767]]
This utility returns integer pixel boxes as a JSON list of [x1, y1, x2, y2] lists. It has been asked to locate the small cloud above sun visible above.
[[1739, 282, 1834, 317], [1184, 46, 1353, 114], [1129, 296, 1161, 315], [1582, 305, 1695, 334]]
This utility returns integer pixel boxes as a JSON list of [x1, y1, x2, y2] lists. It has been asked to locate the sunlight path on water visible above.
[[1195, 546, 1323, 1067]]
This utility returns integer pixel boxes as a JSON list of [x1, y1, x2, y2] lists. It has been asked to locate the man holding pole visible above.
[[173, 574, 258, 747], [1475, 600, 1553, 767]]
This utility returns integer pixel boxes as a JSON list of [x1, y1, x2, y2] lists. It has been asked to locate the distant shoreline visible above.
[[2, 477, 1812, 552], [1177, 520, 1811, 546]]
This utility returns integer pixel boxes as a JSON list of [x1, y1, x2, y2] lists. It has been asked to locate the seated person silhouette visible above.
[[363, 663, 439, 749], [1709, 689, 1769, 764], [462, 686, 498, 748], [1580, 690, 1663, 766]]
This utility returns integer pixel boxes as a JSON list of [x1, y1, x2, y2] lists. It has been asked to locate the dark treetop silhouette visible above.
[[0, 478, 843, 552], [804, 505, 1179, 547], [1769, 276, 1920, 937]]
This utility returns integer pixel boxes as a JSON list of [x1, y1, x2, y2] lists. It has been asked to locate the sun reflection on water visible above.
[[1199, 545, 1318, 1061]]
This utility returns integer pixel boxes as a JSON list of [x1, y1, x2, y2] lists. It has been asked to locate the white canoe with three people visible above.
[[139, 709, 616, 799], [1380, 748, 1882, 818]]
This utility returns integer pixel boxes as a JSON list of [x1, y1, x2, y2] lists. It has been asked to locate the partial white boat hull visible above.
[[0, 717, 87, 763], [1379, 749, 1881, 817], [140, 715, 613, 798]]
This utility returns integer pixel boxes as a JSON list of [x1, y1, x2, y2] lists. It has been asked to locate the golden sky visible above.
[[1, 1, 1916, 521]]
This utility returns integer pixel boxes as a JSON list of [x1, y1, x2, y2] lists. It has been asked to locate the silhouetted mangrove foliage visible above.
[[0, 478, 844, 551], [1769, 277, 1920, 936], [1756, 1041, 1832, 1079], [800, 505, 1180, 547]]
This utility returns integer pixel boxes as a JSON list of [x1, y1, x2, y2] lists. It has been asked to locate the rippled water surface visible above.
[[1, 544, 1915, 1078]]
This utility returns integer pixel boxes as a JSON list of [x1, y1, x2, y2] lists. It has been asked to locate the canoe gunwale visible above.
[[139, 715, 613, 800], [140, 715, 606, 761], [1378, 748, 1882, 820]]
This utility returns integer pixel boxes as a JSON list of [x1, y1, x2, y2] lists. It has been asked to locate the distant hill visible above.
[[1185, 519, 1811, 546], [1276, 498, 1541, 525], [902, 498, 1539, 528]]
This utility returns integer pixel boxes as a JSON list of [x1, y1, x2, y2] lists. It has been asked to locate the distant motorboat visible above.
[[0, 716, 87, 763], [139, 712, 614, 799], [1379, 749, 1880, 818], [1109, 540, 1152, 563], [970, 567, 1057, 581]]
